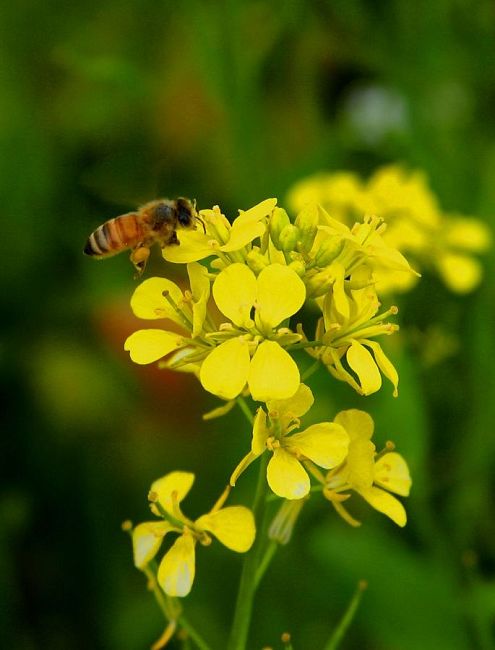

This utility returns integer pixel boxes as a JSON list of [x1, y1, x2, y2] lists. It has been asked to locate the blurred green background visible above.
[[2, 1, 495, 648]]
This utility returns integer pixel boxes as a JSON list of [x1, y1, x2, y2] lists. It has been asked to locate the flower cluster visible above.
[[124, 198, 412, 401], [230, 384, 411, 526], [131, 472, 255, 597], [286, 165, 491, 294]]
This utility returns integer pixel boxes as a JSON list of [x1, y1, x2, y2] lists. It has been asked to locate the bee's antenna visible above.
[[195, 215, 206, 234]]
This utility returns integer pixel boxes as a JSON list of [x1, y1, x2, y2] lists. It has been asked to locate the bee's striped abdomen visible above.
[[84, 214, 142, 258]]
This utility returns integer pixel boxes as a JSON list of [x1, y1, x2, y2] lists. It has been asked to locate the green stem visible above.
[[227, 454, 269, 650], [287, 340, 325, 351], [143, 563, 171, 620], [143, 563, 212, 650], [323, 581, 367, 650], [301, 359, 321, 381], [179, 615, 212, 650], [254, 540, 278, 589], [236, 395, 254, 424]]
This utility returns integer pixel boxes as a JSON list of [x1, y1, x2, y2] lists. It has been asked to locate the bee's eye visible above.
[[177, 205, 192, 226]]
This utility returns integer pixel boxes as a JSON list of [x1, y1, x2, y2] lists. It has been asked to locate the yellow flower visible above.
[[124, 262, 210, 365], [231, 385, 349, 499], [199, 262, 306, 401], [286, 165, 491, 294], [162, 199, 277, 264], [302, 277, 400, 396], [323, 409, 411, 527], [124, 256, 307, 402], [286, 171, 368, 224], [434, 216, 492, 293], [132, 471, 255, 597]]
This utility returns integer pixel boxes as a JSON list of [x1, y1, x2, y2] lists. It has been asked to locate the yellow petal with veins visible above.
[[334, 409, 374, 441], [124, 330, 184, 365], [267, 448, 310, 499], [195, 506, 255, 552], [374, 452, 412, 496], [132, 521, 173, 569], [213, 264, 257, 327], [267, 383, 314, 419], [130, 277, 184, 324], [158, 532, 196, 597], [248, 341, 299, 402], [285, 423, 349, 469], [256, 264, 306, 329], [358, 486, 407, 527], [200, 338, 250, 399], [151, 471, 195, 514], [344, 437, 375, 491]]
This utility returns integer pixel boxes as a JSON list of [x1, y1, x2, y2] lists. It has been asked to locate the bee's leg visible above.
[[164, 230, 180, 246], [130, 245, 150, 277]]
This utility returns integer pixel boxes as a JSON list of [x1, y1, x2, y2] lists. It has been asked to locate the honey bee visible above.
[[84, 197, 201, 274]]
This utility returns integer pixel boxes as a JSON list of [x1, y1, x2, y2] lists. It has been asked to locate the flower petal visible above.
[[365, 341, 399, 397], [358, 486, 407, 527], [248, 341, 299, 402], [230, 452, 257, 486], [195, 506, 255, 552], [251, 407, 269, 455], [221, 221, 266, 252], [213, 264, 257, 327], [267, 383, 314, 419], [130, 277, 185, 324], [234, 198, 278, 225], [374, 452, 412, 496], [256, 264, 306, 329], [267, 448, 310, 499], [187, 262, 211, 336], [124, 329, 184, 365], [187, 262, 211, 302], [151, 471, 195, 514], [330, 262, 350, 320], [158, 532, 196, 597], [344, 437, 375, 491], [200, 338, 250, 399], [132, 521, 173, 569], [333, 409, 374, 441], [285, 423, 349, 469], [162, 230, 214, 263], [346, 341, 382, 395]]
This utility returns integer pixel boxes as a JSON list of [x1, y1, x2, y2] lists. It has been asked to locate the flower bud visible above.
[[305, 269, 334, 297], [288, 259, 306, 277], [268, 498, 306, 545], [202, 208, 230, 244], [295, 204, 319, 253], [246, 250, 268, 274], [314, 235, 345, 267], [278, 224, 300, 253], [269, 208, 291, 248]]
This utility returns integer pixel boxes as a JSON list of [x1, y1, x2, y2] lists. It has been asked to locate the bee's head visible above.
[[176, 197, 196, 228]]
